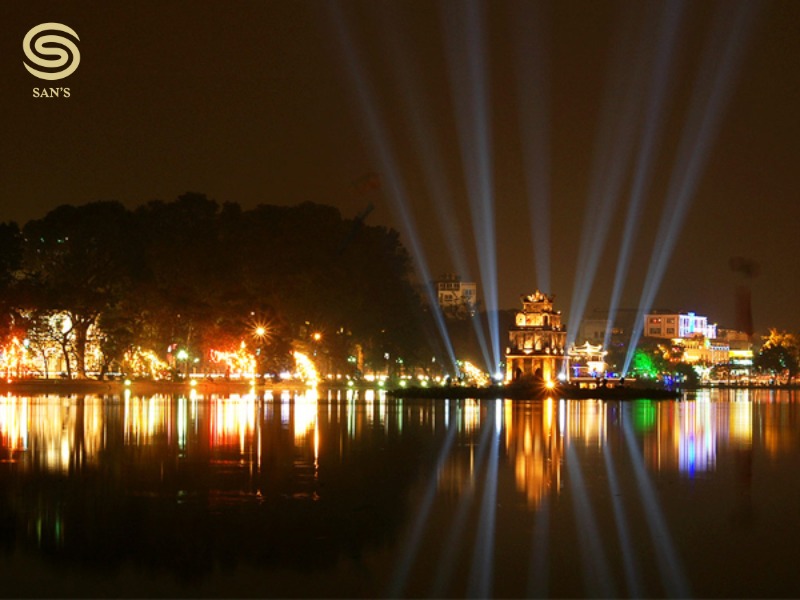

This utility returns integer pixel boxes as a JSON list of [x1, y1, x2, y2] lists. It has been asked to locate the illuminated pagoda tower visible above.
[[505, 290, 568, 383]]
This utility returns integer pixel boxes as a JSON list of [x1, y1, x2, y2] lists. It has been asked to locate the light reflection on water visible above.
[[0, 388, 799, 597]]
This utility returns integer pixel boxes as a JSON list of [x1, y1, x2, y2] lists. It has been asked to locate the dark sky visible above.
[[2, 1, 799, 333]]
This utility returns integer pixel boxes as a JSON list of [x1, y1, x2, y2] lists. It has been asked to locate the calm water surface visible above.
[[0, 388, 799, 598]]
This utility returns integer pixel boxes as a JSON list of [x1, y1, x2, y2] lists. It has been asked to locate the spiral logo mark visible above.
[[23, 23, 80, 81]]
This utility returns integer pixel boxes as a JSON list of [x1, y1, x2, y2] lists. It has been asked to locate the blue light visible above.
[[566, 2, 655, 349], [441, 0, 501, 371], [327, 3, 460, 375], [604, 1, 685, 349], [374, 2, 494, 373], [623, 0, 760, 374], [509, 0, 552, 292]]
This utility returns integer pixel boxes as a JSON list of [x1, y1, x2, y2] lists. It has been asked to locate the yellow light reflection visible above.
[[294, 391, 318, 442], [506, 401, 561, 509], [125, 395, 171, 445], [463, 399, 481, 433], [730, 400, 753, 446], [562, 400, 606, 447], [0, 396, 105, 473], [0, 396, 28, 451], [209, 395, 257, 449]]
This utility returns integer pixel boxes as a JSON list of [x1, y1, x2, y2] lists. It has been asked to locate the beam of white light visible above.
[[623, 0, 761, 374], [441, 0, 501, 372], [565, 443, 618, 597], [387, 412, 458, 596], [374, 3, 494, 373], [509, 0, 552, 292], [526, 494, 551, 598], [467, 400, 502, 598], [602, 437, 644, 597], [622, 408, 691, 597], [604, 1, 686, 350], [430, 401, 495, 597], [566, 3, 653, 349], [327, 3, 460, 374]]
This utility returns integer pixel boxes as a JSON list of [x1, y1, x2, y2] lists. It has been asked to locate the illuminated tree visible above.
[[755, 329, 800, 383], [8, 194, 431, 380], [94, 304, 138, 379], [22, 310, 74, 378], [630, 347, 668, 379], [21, 202, 145, 378]]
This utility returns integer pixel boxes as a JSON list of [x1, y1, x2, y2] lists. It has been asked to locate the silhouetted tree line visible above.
[[0, 194, 436, 379]]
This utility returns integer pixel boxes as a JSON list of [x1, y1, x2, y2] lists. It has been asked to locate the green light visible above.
[[632, 400, 656, 432], [632, 349, 658, 378]]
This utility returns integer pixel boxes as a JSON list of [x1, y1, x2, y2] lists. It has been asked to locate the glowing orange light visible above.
[[210, 344, 256, 377], [293, 351, 319, 386], [251, 322, 272, 342], [461, 361, 490, 387]]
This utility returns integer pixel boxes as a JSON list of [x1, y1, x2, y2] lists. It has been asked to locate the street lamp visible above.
[[177, 349, 189, 380], [251, 323, 274, 381]]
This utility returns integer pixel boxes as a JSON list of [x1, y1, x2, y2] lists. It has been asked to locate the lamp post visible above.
[[252, 324, 270, 380], [176, 349, 189, 380]]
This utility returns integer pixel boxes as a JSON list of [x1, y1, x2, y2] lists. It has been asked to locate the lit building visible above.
[[680, 337, 730, 365], [436, 274, 477, 318], [644, 311, 717, 340], [714, 328, 754, 370], [505, 290, 567, 383], [568, 341, 608, 379]]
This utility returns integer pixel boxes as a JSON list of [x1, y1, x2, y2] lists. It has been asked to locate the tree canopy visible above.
[[0, 195, 434, 380]]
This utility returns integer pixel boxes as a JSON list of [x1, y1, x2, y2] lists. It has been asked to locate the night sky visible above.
[[3, 1, 799, 334]]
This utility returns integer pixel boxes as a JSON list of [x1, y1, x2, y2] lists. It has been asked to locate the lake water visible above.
[[0, 388, 799, 598]]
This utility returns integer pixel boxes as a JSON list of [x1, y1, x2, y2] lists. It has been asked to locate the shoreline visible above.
[[0, 378, 321, 396], [389, 383, 682, 401], [0, 379, 797, 399]]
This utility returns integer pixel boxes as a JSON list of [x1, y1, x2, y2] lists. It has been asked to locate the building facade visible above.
[[436, 274, 477, 318], [505, 290, 567, 383], [568, 341, 607, 379], [644, 311, 717, 340]]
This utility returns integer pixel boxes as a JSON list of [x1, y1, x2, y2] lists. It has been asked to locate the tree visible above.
[[0, 222, 21, 289], [23, 310, 74, 378], [0, 222, 22, 350], [9, 194, 434, 380], [631, 347, 668, 380], [21, 202, 145, 378], [673, 362, 699, 386], [755, 329, 800, 383]]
